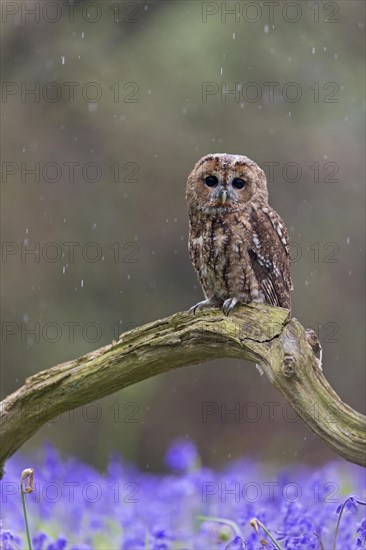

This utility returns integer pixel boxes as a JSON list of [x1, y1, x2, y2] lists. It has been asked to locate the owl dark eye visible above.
[[232, 177, 246, 190], [204, 175, 218, 188]]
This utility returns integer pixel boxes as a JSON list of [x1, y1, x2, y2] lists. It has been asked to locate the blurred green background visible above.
[[1, 0, 365, 471]]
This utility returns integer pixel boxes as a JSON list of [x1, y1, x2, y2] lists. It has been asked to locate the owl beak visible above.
[[220, 189, 227, 204]]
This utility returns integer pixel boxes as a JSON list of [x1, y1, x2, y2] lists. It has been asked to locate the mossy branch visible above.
[[1, 304, 365, 475]]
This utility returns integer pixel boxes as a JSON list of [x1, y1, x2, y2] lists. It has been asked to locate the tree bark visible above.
[[1, 304, 365, 476]]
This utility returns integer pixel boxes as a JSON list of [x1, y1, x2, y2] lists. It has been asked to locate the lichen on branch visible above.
[[0, 303, 365, 477]]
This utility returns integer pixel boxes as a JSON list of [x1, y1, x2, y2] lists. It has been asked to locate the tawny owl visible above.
[[186, 153, 293, 316]]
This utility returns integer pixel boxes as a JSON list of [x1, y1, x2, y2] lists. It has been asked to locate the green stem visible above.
[[250, 518, 283, 550], [197, 515, 243, 538], [333, 497, 366, 550], [21, 485, 33, 550], [144, 529, 150, 550], [333, 503, 344, 550]]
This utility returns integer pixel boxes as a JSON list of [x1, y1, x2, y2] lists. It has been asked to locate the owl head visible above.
[[186, 153, 268, 215]]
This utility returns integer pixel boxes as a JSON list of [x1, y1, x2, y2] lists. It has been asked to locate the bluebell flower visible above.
[[32, 531, 49, 550], [225, 535, 247, 549], [357, 517, 366, 547], [0, 529, 22, 550], [46, 537, 68, 550], [336, 496, 359, 514], [1, 444, 365, 549], [164, 439, 199, 473]]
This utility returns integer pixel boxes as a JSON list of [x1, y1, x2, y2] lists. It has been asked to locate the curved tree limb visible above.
[[1, 304, 365, 475]]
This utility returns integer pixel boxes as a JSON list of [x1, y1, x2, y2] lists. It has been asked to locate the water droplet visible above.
[[88, 103, 98, 113]]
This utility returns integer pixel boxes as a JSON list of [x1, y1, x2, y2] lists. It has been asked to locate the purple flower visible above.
[[357, 517, 366, 547], [32, 531, 49, 550], [336, 496, 359, 514], [46, 536, 68, 550], [225, 535, 247, 549], [164, 439, 199, 473], [0, 529, 22, 550], [1, 443, 365, 549]]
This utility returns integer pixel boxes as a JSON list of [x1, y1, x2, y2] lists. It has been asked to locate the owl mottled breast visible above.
[[186, 153, 292, 316]]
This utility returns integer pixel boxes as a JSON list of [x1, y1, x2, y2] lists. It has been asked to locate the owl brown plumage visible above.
[[186, 153, 293, 316]]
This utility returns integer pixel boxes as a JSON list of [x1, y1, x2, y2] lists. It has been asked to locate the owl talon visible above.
[[222, 297, 240, 316], [188, 297, 222, 315]]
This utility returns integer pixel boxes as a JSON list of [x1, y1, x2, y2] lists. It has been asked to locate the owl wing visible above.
[[188, 232, 210, 298], [248, 206, 293, 309]]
